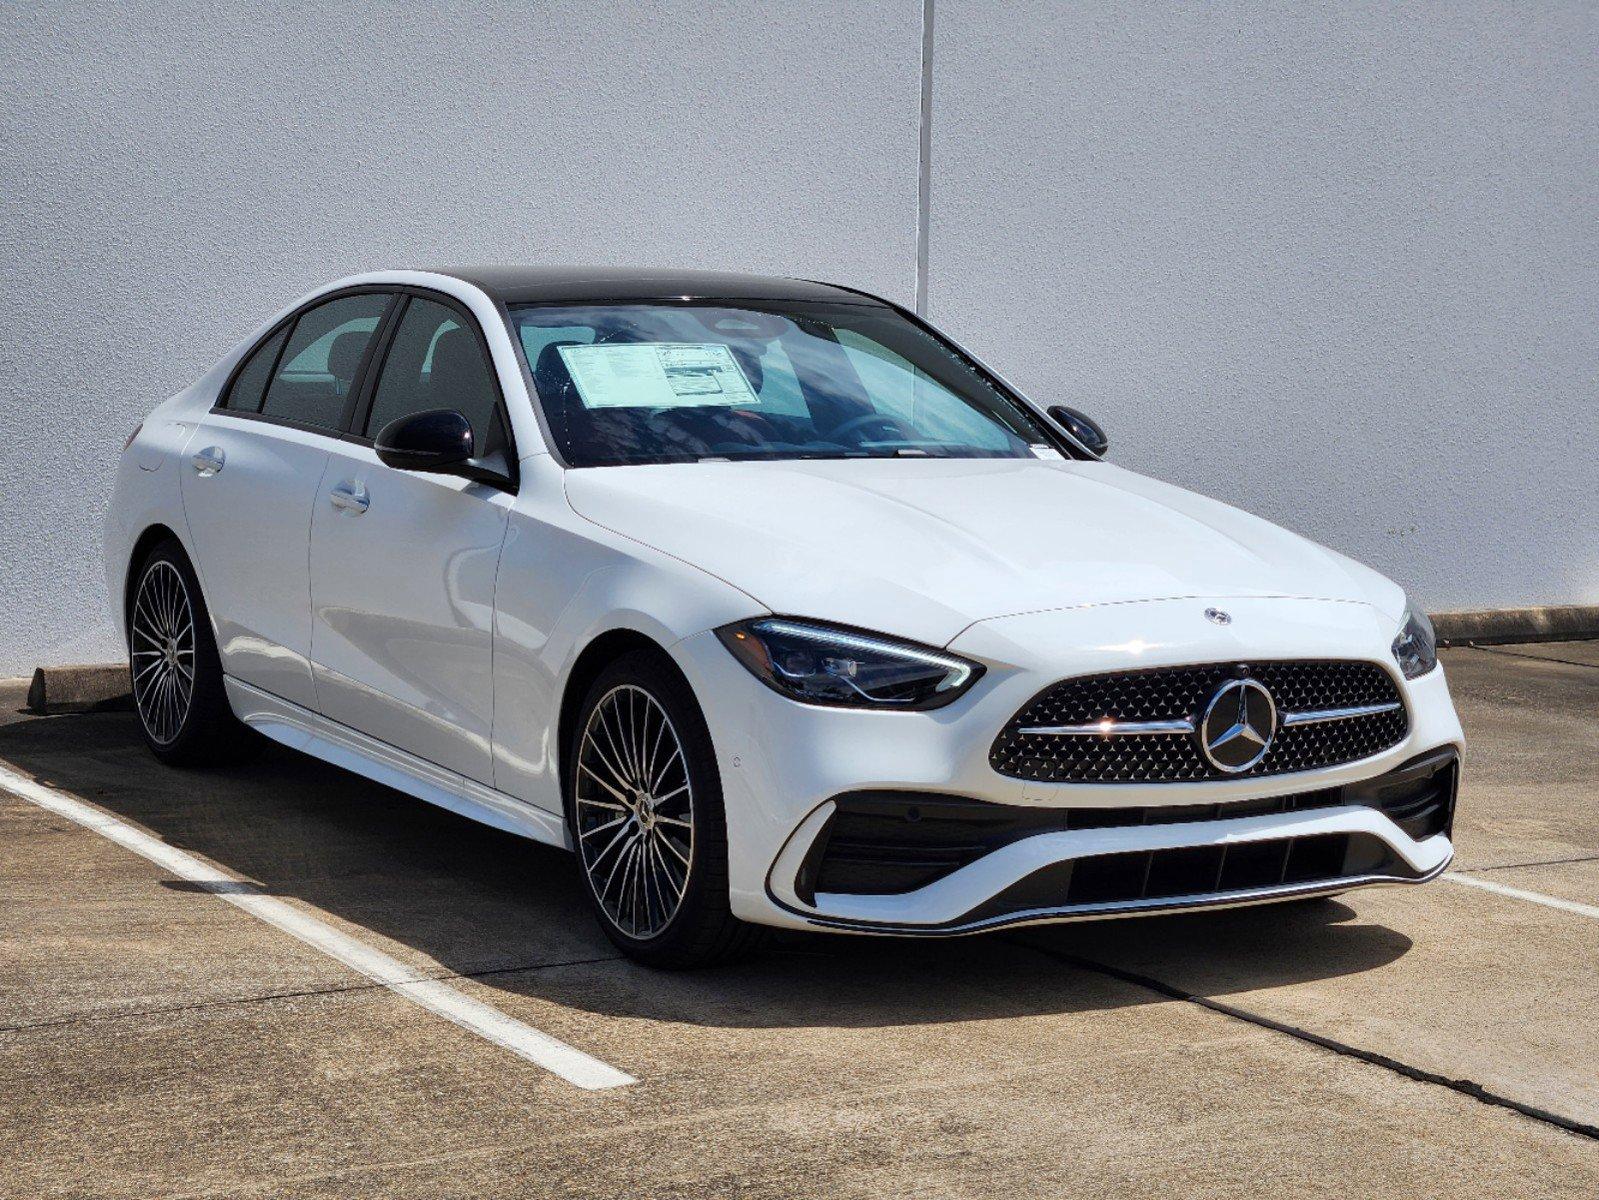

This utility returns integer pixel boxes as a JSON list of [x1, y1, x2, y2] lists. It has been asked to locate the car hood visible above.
[[563, 457, 1405, 648]]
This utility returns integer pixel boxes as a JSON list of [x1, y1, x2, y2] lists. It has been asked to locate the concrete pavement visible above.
[[2, 644, 1596, 1198]]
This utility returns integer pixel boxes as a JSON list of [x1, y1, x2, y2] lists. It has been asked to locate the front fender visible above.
[[489, 455, 766, 815]]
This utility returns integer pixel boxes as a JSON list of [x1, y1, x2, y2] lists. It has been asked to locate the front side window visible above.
[[507, 301, 1054, 467], [364, 297, 504, 456], [259, 293, 391, 430]]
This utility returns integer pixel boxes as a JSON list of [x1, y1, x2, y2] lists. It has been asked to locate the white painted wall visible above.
[[927, 2, 1598, 616], [1, 2, 1594, 676]]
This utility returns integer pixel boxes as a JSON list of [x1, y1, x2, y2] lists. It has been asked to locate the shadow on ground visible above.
[[1, 698, 1413, 1030]]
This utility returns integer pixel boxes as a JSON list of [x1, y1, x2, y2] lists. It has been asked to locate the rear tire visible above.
[[566, 649, 760, 969], [128, 540, 257, 766]]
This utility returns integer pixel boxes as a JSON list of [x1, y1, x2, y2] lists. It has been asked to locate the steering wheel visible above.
[[827, 411, 921, 446]]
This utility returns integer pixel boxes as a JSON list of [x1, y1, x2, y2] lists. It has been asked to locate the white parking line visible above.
[[0, 763, 635, 1091], [1444, 871, 1599, 920]]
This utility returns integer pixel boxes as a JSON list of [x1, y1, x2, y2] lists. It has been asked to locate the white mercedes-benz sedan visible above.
[[105, 267, 1464, 967]]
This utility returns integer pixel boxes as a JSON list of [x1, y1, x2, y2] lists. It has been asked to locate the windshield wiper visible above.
[[694, 450, 855, 463], [691, 445, 965, 464]]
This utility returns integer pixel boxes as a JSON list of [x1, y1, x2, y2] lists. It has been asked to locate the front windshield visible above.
[[506, 300, 1057, 466]]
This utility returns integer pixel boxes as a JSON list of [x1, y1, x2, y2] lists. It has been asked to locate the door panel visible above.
[[309, 443, 509, 783], [179, 414, 331, 709]]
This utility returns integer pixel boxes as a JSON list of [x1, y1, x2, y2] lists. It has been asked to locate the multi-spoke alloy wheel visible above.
[[126, 540, 256, 767], [574, 684, 695, 940], [567, 650, 757, 968], [131, 559, 196, 746]]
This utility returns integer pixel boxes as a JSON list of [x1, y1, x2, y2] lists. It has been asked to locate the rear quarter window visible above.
[[223, 326, 288, 413]]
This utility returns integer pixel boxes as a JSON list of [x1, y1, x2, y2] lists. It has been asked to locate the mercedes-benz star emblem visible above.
[[1198, 678, 1277, 773], [1204, 607, 1232, 625]]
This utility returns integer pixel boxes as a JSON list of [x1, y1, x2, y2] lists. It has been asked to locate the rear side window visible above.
[[225, 326, 289, 413], [364, 297, 504, 456], [259, 293, 392, 431]]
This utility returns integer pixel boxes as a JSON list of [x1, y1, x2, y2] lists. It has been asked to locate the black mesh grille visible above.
[[990, 660, 1408, 784]]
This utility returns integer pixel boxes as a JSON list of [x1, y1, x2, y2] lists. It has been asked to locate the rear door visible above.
[[307, 291, 515, 784], [181, 290, 396, 709]]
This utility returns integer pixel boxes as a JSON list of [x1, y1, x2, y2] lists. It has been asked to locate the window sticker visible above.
[[557, 342, 758, 409], [1031, 444, 1065, 461]]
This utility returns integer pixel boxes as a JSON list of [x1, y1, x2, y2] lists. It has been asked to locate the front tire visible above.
[[128, 540, 255, 766], [566, 650, 758, 969]]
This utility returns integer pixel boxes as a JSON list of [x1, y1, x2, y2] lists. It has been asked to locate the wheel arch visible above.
[[556, 628, 701, 818], [122, 524, 188, 630]]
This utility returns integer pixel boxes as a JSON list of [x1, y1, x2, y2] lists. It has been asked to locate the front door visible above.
[[307, 294, 515, 784]]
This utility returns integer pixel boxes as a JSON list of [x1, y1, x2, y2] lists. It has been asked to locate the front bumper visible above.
[[767, 748, 1456, 933], [670, 596, 1465, 934]]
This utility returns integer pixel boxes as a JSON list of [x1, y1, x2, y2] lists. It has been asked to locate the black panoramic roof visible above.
[[426, 265, 889, 306]]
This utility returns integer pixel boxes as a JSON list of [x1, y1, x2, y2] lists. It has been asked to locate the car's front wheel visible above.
[[128, 540, 256, 766], [567, 650, 758, 969]]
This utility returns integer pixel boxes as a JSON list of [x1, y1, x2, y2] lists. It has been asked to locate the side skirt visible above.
[[224, 676, 572, 851]]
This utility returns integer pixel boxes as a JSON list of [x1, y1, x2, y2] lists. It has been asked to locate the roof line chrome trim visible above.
[[1281, 701, 1403, 727]]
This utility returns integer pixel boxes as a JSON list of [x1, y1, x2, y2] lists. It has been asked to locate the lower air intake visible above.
[[969, 831, 1414, 922]]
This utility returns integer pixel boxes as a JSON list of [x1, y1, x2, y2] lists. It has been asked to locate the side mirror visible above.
[[1047, 405, 1109, 457], [375, 409, 475, 474]]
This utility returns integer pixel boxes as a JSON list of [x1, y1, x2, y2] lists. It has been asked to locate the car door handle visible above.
[[190, 447, 225, 476], [329, 481, 370, 514]]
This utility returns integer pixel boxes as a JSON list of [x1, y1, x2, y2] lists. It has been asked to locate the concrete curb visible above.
[[26, 664, 133, 715], [1430, 605, 1599, 648]]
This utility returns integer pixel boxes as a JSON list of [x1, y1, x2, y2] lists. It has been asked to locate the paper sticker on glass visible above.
[[558, 343, 758, 409]]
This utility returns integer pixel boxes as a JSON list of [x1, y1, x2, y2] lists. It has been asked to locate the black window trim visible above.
[[211, 285, 520, 488], [346, 286, 521, 493], [212, 285, 402, 443], [492, 295, 570, 469]]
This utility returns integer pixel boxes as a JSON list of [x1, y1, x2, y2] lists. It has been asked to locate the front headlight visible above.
[[1391, 605, 1438, 679], [716, 617, 983, 710]]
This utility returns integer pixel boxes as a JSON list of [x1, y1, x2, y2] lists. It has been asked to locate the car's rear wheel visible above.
[[567, 650, 759, 968], [129, 540, 256, 766]]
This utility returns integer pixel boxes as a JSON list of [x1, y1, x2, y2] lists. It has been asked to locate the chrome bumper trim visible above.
[[797, 853, 1453, 937]]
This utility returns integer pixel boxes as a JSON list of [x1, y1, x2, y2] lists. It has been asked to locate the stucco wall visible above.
[[927, 2, 1598, 615], [1, 1, 1594, 676]]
